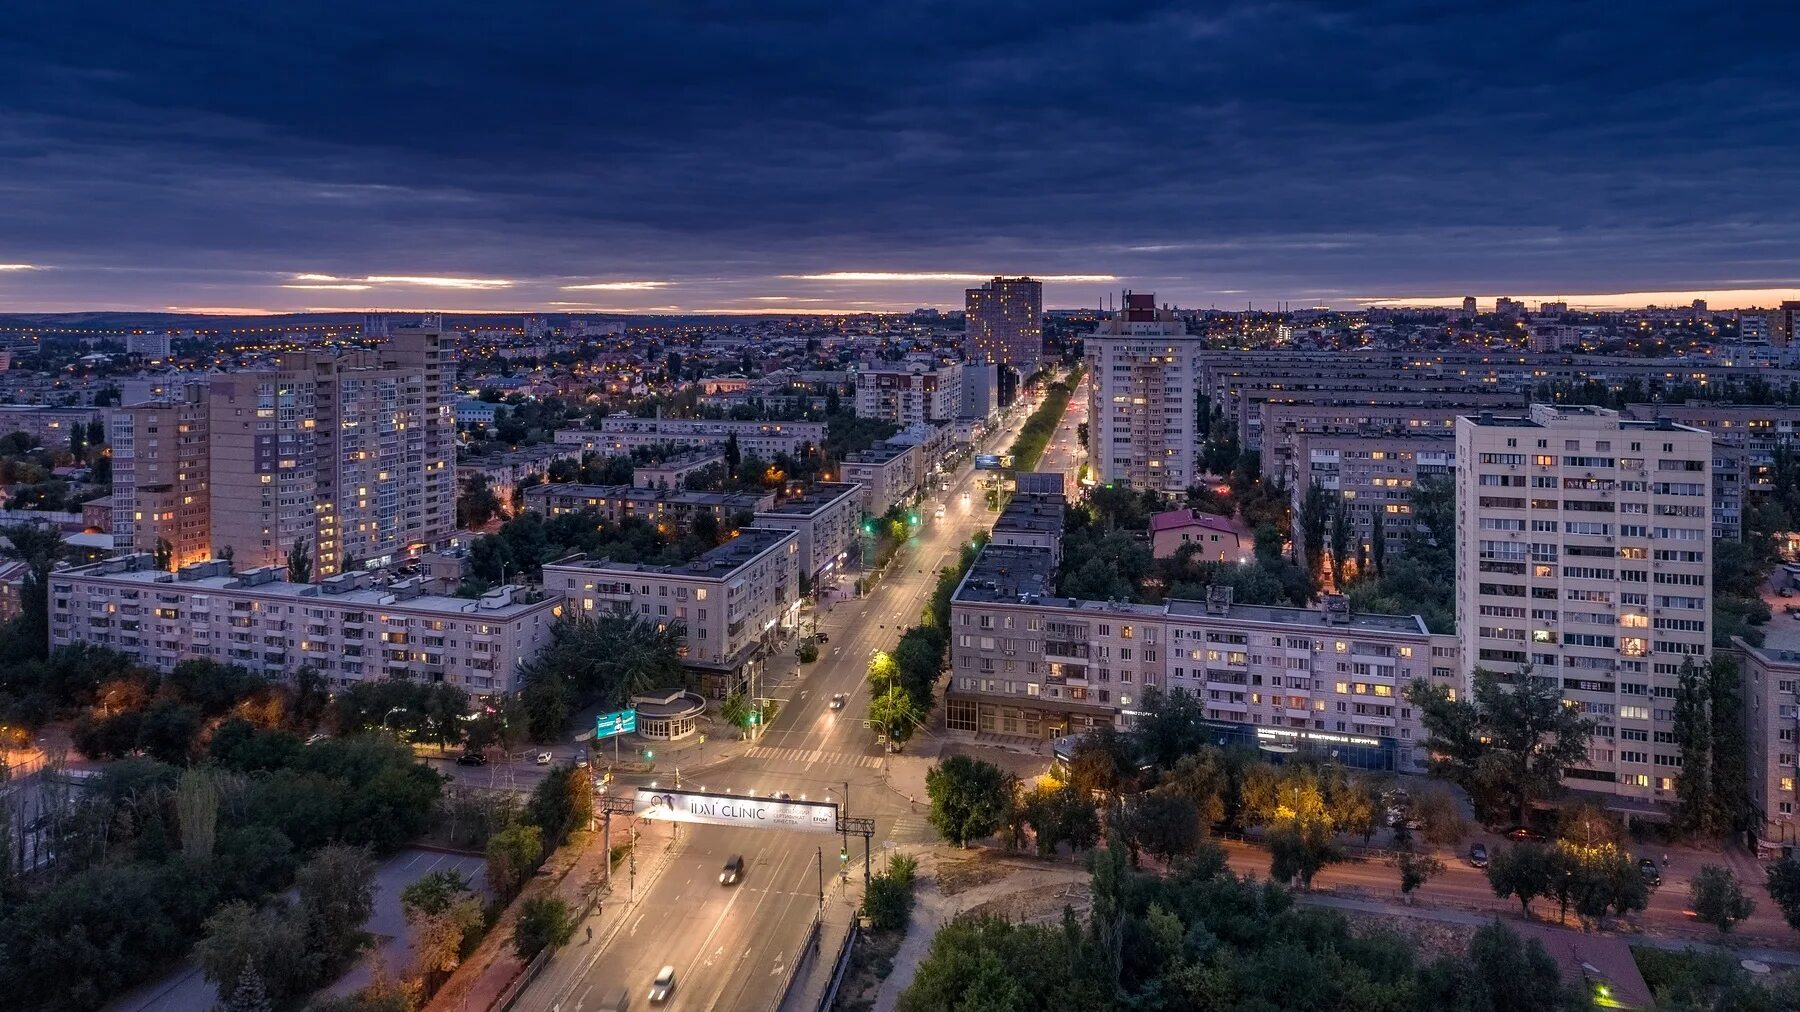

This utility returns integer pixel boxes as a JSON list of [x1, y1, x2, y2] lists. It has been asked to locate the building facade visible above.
[[1084, 292, 1201, 492], [559, 416, 825, 459], [1288, 430, 1455, 569], [1736, 638, 1800, 851], [854, 360, 962, 427], [841, 441, 922, 515], [544, 528, 801, 696], [110, 385, 212, 569], [751, 481, 863, 585], [964, 276, 1043, 368], [0, 405, 103, 447], [523, 483, 773, 528], [945, 544, 1456, 774], [49, 555, 557, 693], [1455, 405, 1713, 804]]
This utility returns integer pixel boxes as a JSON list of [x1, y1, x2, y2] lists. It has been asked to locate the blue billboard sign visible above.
[[596, 709, 638, 739]]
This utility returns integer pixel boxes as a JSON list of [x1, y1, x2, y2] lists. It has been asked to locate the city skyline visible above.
[[3, 3, 1797, 314]]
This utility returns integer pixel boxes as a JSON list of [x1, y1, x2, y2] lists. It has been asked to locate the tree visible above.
[[456, 473, 502, 530], [1485, 842, 1555, 918], [724, 432, 741, 471], [526, 765, 591, 847], [175, 767, 220, 859], [1297, 480, 1332, 576], [219, 966, 273, 1012], [285, 537, 312, 584], [1408, 667, 1595, 824], [1328, 501, 1352, 582], [153, 536, 174, 572], [795, 639, 819, 663], [514, 895, 575, 959], [720, 691, 751, 736], [862, 852, 918, 931], [1391, 845, 1445, 903], [1673, 657, 1715, 835], [1766, 857, 1800, 931], [194, 901, 316, 1011], [486, 823, 543, 898], [1690, 864, 1755, 933], [412, 894, 484, 978], [1119, 793, 1200, 867], [296, 844, 377, 969], [401, 869, 474, 919], [1266, 816, 1340, 889], [1368, 509, 1386, 577], [0, 522, 63, 659], [925, 755, 1015, 847]]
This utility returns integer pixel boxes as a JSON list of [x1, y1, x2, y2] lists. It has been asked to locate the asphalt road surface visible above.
[[524, 399, 1051, 1012]]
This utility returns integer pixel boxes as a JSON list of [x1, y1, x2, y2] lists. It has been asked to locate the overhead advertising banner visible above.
[[633, 787, 838, 834]]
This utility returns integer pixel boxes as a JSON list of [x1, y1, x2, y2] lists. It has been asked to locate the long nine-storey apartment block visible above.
[[946, 543, 1458, 774], [50, 555, 558, 693]]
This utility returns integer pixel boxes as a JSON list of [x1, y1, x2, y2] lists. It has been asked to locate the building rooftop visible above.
[[754, 482, 863, 517], [1148, 509, 1237, 536], [526, 483, 769, 511], [844, 442, 913, 465], [56, 555, 552, 618], [554, 527, 795, 578], [953, 545, 1429, 634], [993, 494, 1066, 537]]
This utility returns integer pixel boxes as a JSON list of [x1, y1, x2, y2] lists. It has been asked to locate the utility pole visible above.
[[816, 846, 824, 908]]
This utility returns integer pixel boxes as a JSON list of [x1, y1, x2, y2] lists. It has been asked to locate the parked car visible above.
[[1639, 857, 1662, 887], [536, 751, 553, 766], [455, 753, 487, 767], [721, 854, 745, 885], [1504, 826, 1547, 843], [1468, 843, 1489, 868], [648, 966, 676, 1004]]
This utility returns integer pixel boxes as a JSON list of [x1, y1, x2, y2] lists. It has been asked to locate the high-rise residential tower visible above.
[[109, 320, 457, 578], [1085, 292, 1201, 493], [1455, 404, 1712, 803], [964, 276, 1043, 368]]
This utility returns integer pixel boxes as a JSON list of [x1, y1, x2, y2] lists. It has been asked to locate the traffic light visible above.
[[839, 848, 849, 863], [642, 748, 654, 760], [862, 520, 875, 535], [907, 512, 919, 525]]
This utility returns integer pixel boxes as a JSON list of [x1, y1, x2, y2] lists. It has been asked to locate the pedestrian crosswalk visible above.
[[885, 812, 934, 845], [745, 745, 883, 769]]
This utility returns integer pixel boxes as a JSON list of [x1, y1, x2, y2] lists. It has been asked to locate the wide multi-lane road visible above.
[[527, 398, 1049, 1012]]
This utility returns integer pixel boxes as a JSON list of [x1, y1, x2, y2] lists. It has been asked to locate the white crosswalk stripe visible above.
[[745, 745, 880, 769]]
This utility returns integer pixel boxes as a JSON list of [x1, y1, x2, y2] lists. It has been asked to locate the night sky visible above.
[[2, 1, 1797, 314]]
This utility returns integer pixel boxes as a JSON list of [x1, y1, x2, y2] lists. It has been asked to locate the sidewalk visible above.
[[424, 820, 678, 1012], [777, 885, 861, 1012]]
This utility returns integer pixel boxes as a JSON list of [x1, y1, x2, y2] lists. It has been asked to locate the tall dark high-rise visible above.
[[963, 276, 1044, 368]]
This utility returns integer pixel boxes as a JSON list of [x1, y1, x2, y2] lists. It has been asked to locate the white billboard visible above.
[[633, 788, 838, 834]]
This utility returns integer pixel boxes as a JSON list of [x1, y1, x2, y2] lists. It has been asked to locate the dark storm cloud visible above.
[[0, 0, 1797, 310]]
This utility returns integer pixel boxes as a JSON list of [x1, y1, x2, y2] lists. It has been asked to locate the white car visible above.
[[649, 965, 676, 1003], [535, 751, 553, 766], [830, 692, 847, 710]]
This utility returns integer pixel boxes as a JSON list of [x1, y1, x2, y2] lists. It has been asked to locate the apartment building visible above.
[[110, 385, 211, 568], [1456, 405, 1712, 804], [841, 441, 922, 514], [1620, 402, 1800, 540], [113, 321, 458, 579], [945, 544, 1456, 773], [49, 555, 557, 693], [964, 277, 1043, 368], [523, 483, 774, 528], [1085, 292, 1202, 492], [960, 363, 1002, 421], [558, 416, 825, 459], [751, 481, 863, 585], [1288, 430, 1455, 568], [990, 493, 1066, 567], [634, 450, 726, 491], [0, 405, 103, 447], [544, 528, 800, 696], [854, 360, 962, 427], [455, 445, 582, 508], [1255, 394, 1521, 479], [1735, 638, 1800, 850]]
